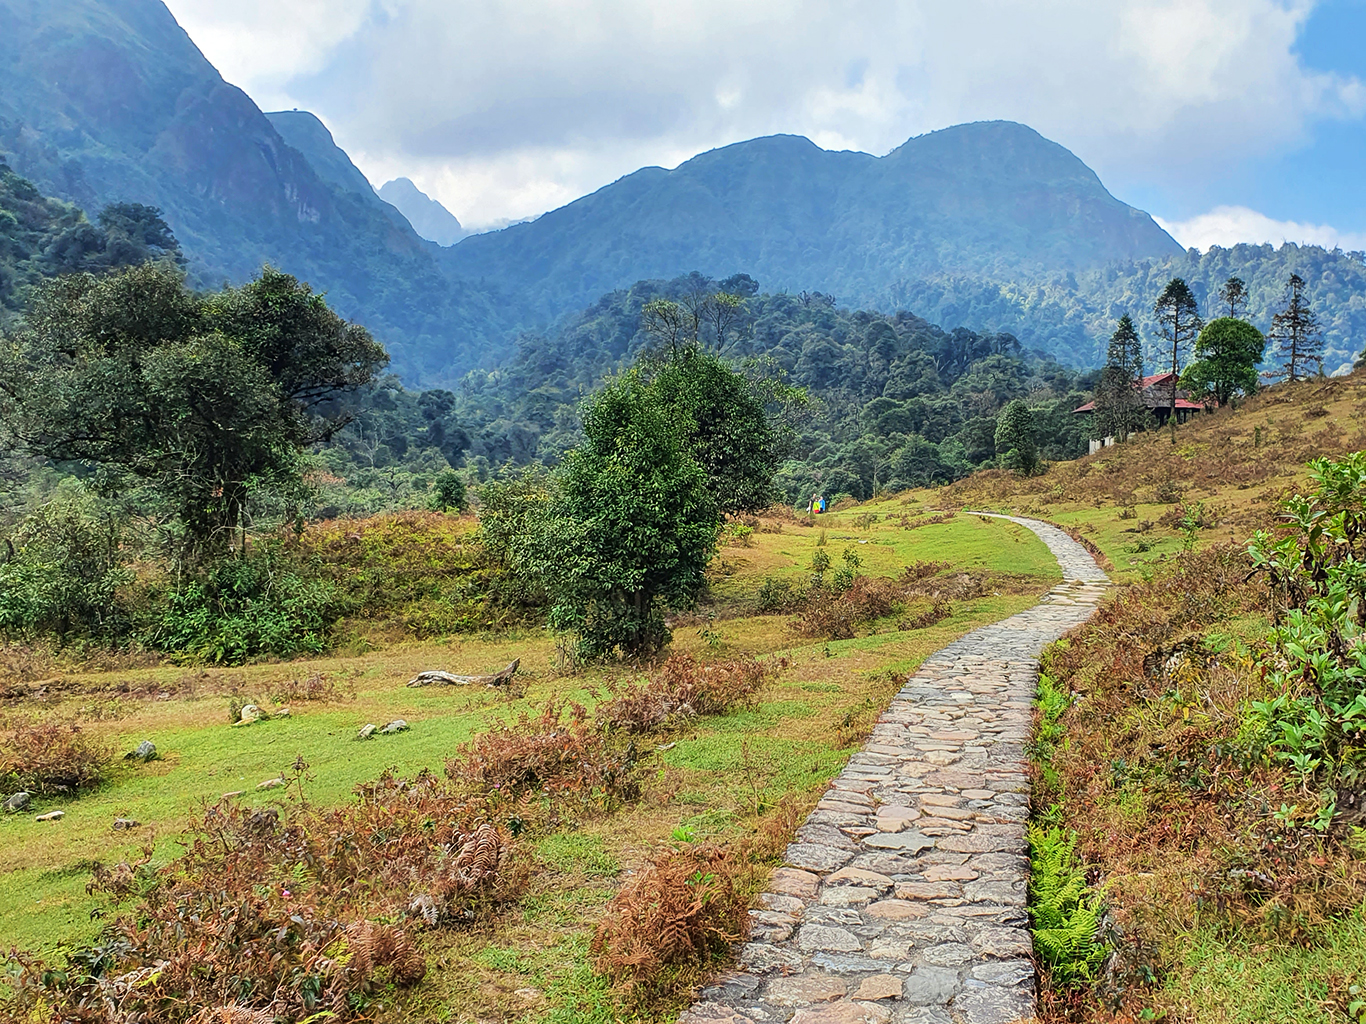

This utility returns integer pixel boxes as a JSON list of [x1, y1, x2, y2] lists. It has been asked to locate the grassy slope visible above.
[[901, 371, 1366, 1024], [0, 510, 1057, 1021]]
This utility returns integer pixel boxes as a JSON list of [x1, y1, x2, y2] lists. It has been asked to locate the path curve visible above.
[[680, 515, 1109, 1024]]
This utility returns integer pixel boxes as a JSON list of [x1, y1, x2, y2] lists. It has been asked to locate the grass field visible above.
[[0, 508, 1059, 1021]]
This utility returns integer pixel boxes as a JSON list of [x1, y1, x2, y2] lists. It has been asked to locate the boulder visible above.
[[380, 719, 409, 735], [4, 791, 31, 813], [125, 740, 157, 762], [35, 810, 64, 822], [237, 704, 264, 724], [257, 777, 286, 790], [357, 723, 377, 740]]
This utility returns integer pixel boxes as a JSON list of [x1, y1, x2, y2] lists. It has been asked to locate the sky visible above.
[[161, 0, 1366, 249]]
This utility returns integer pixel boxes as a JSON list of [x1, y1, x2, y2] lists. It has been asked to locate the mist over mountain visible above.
[[379, 178, 466, 246]]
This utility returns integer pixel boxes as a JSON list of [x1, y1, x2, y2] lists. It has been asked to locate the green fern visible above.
[[1028, 824, 1109, 986]]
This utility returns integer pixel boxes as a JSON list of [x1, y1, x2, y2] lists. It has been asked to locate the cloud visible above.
[[162, 0, 1366, 230], [1157, 206, 1366, 252]]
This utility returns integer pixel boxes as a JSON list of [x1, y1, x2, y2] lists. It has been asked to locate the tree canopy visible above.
[[1181, 317, 1265, 406], [0, 263, 387, 560], [533, 373, 719, 659]]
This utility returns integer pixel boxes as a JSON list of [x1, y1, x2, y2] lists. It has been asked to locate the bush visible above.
[[596, 654, 773, 734], [795, 576, 900, 639], [149, 546, 340, 663], [7, 768, 521, 1023], [591, 844, 749, 1003], [0, 496, 132, 642], [0, 721, 113, 793], [299, 512, 502, 635], [428, 470, 467, 512], [446, 701, 643, 809]]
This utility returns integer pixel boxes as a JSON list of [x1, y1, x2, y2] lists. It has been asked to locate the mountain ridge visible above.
[[439, 121, 1182, 319]]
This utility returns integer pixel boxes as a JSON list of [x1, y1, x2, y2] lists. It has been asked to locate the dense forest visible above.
[[326, 272, 1098, 512]]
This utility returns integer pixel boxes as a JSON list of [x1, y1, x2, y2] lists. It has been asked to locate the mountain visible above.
[[3, 0, 1356, 383], [379, 177, 466, 246], [0, 0, 505, 380], [440, 124, 1183, 319]]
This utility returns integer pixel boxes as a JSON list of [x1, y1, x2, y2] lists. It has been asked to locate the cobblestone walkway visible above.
[[680, 515, 1109, 1024]]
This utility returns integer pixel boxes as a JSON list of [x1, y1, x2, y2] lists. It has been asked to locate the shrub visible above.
[[591, 844, 749, 1003], [596, 654, 774, 734], [428, 470, 468, 512], [149, 545, 340, 663], [7, 769, 521, 1024], [795, 576, 901, 639], [299, 511, 501, 635], [0, 721, 113, 794], [446, 700, 643, 809], [756, 576, 798, 613], [0, 496, 132, 642]]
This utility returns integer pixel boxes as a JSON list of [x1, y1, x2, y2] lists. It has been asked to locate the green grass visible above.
[[1167, 909, 1366, 1023], [0, 508, 1064, 1019]]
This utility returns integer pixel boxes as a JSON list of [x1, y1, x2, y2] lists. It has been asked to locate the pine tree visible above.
[[1094, 314, 1144, 442], [1153, 278, 1203, 442], [1219, 276, 1249, 319], [1270, 273, 1322, 382]]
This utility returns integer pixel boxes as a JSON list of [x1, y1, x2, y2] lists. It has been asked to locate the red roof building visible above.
[[1074, 371, 1210, 425]]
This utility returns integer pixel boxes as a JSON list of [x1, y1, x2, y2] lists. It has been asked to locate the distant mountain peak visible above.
[[379, 177, 465, 246]]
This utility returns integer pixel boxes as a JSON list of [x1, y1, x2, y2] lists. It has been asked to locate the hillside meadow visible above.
[[0, 507, 1058, 1022], [916, 372, 1366, 1024]]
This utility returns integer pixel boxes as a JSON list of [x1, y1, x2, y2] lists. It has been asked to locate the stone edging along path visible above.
[[680, 515, 1109, 1024]]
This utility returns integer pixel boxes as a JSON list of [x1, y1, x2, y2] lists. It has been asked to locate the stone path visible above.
[[680, 515, 1109, 1024]]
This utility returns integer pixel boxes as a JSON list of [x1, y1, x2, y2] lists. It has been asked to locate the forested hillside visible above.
[[324, 273, 1094, 512], [0, 0, 507, 380], [0, 159, 181, 318], [893, 242, 1366, 372]]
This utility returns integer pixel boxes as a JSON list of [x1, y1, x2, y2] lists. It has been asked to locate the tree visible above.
[[1180, 317, 1265, 406], [1270, 273, 1323, 382], [535, 373, 718, 660], [648, 346, 788, 515], [641, 298, 688, 354], [1218, 276, 1249, 319], [1093, 314, 1144, 442], [0, 263, 387, 561], [1152, 278, 1203, 441], [994, 400, 1039, 476]]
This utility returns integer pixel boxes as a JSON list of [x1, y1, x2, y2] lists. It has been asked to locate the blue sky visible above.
[[164, 0, 1366, 248]]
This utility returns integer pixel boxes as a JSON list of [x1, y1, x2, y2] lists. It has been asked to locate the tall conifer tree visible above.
[[1270, 273, 1322, 382], [1095, 314, 1144, 442], [1153, 278, 1202, 441]]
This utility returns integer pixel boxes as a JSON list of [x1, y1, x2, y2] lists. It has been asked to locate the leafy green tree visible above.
[[535, 373, 718, 660], [648, 346, 789, 515], [0, 263, 387, 561], [429, 470, 467, 512], [1153, 278, 1203, 440], [994, 399, 1039, 476], [1181, 317, 1265, 406], [1093, 314, 1144, 442], [1270, 273, 1323, 382]]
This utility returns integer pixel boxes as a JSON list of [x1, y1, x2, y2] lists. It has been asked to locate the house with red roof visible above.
[[1073, 371, 1209, 428]]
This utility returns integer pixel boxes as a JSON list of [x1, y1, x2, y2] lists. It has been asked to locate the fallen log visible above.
[[406, 659, 520, 688]]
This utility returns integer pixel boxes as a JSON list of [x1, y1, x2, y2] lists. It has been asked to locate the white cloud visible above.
[[161, 0, 1366, 230], [1157, 206, 1366, 252]]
